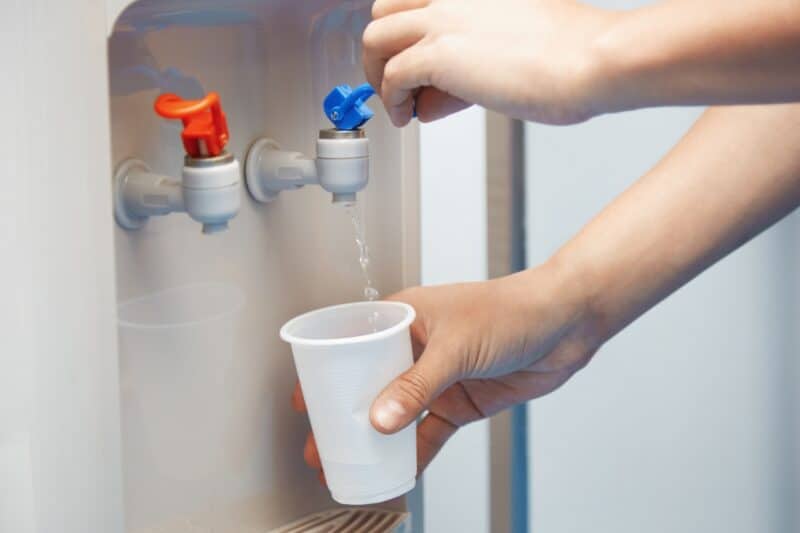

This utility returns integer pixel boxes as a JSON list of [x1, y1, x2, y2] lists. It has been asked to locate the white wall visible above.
[[419, 107, 491, 533], [0, 1, 124, 532], [524, 103, 799, 533]]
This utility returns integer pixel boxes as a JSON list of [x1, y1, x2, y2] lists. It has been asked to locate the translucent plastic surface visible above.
[[281, 301, 417, 505], [118, 283, 245, 522]]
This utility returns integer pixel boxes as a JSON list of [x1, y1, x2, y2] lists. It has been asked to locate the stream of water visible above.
[[344, 203, 380, 302]]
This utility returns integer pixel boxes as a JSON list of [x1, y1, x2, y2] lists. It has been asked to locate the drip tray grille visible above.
[[270, 508, 410, 533]]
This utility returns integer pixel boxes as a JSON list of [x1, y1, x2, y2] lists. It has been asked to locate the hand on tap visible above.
[[363, 0, 800, 127]]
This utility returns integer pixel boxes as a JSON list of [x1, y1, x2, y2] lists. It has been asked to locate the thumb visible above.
[[370, 342, 461, 434]]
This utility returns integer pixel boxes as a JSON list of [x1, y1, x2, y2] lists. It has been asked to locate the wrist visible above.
[[540, 250, 610, 352], [507, 254, 608, 357], [583, 9, 658, 116]]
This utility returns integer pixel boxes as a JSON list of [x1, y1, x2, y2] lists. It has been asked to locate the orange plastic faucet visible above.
[[155, 92, 230, 158]]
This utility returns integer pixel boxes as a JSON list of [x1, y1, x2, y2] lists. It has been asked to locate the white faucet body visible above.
[[245, 129, 369, 204], [114, 153, 241, 234]]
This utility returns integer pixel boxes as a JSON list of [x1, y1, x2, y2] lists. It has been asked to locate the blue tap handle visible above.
[[324, 83, 376, 130]]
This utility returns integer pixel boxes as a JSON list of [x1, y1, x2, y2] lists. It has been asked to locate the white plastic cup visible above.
[[117, 283, 245, 486], [280, 301, 417, 505]]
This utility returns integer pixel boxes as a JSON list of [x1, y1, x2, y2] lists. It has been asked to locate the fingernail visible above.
[[373, 398, 406, 431]]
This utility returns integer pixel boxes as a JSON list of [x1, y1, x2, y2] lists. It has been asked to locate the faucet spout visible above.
[[113, 153, 241, 233], [245, 129, 369, 204], [332, 192, 357, 204], [113, 92, 241, 233], [202, 222, 229, 234]]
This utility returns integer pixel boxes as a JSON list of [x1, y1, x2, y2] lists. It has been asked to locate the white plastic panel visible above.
[[1, 1, 124, 533], [109, 1, 418, 531]]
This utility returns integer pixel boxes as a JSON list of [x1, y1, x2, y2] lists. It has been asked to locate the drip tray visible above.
[[270, 508, 410, 533]]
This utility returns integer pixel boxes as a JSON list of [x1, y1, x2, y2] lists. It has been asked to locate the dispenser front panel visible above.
[[109, 2, 417, 530]]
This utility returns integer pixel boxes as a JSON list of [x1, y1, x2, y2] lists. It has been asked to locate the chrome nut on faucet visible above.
[[245, 84, 374, 205], [113, 92, 241, 234]]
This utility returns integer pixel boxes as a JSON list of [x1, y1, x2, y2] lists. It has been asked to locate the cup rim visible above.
[[118, 282, 246, 331], [280, 301, 416, 347]]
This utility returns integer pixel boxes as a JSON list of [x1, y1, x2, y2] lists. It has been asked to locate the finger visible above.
[[385, 289, 430, 356], [463, 370, 575, 411], [318, 469, 327, 487], [303, 432, 322, 469], [405, 316, 428, 360], [428, 382, 487, 426], [372, 0, 431, 19], [362, 10, 429, 100], [370, 339, 462, 433], [417, 412, 458, 473], [381, 43, 435, 126], [291, 381, 307, 412], [415, 87, 472, 123]]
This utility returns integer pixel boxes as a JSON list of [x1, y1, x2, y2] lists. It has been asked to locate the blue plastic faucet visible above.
[[324, 83, 376, 130]]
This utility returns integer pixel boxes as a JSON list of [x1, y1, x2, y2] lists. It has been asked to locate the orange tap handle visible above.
[[154, 92, 230, 158]]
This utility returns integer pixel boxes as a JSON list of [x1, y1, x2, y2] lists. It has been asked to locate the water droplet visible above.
[[364, 286, 380, 301], [367, 310, 380, 332]]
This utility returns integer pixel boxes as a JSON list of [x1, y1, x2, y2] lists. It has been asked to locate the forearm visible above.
[[550, 104, 800, 343], [591, 0, 800, 113]]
